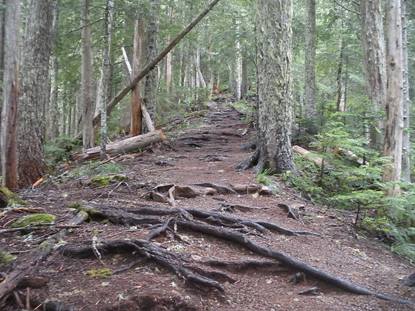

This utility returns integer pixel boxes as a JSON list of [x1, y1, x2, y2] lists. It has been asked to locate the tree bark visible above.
[[75, 130, 165, 161], [256, 0, 294, 173], [383, 0, 404, 194], [0, 0, 20, 190], [235, 20, 243, 100], [304, 0, 317, 130], [401, 0, 411, 182], [48, 0, 59, 141], [18, 0, 55, 187], [81, 0, 94, 150], [0, 0, 5, 175], [96, 0, 114, 158], [130, 19, 144, 136], [144, 0, 161, 125], [360, 0, 387, 151]]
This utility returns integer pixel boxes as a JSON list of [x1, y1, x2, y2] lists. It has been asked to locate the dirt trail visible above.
[[1, 97, 414, 310]]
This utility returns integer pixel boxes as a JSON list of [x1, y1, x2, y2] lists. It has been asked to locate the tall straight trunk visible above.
[[401, 0, 411, 182], [360, 0, 387, 151], [195, 47, 206, 88], [165, 34, 172, 92], [304, 0, 317, 127], [235, 20, 243, 100], [0, 0, 20, 189], [256, 0, 294, 173], [336, 37, 346, 112], [0, 0, 5, 174], [96, 0, 114, 158], [241, 55, 248, 98], [81, 0, 94, 150], [383, 0, 404, 193], [144, 0, 160, 125], [18, 0, 54, 187], [48, 0, 59, 141], [130, 19, 144, 136]]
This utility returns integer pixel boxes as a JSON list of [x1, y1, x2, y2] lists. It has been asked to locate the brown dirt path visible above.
[[1, 97, 414, 310]]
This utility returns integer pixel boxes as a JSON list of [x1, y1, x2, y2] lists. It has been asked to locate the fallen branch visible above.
[[292, 145, 324, 167]]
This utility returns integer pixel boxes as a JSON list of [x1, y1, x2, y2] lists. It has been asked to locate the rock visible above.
[[9, 213, 56, 228]]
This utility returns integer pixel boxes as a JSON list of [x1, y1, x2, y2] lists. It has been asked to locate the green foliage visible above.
[[10, 213, 56, 228], [230, 100, 255, 123], [90, 174, 128, 187], [256, 169, 272, 186], [68, 162, 123, 180], [45, 136, 81, 166], [0, 251, 16, 267], [85, 268, 112, 279], [285, 120, 415, 261]]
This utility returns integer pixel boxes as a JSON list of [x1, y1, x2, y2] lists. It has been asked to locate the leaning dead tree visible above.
[[89, 0, 222, 130]]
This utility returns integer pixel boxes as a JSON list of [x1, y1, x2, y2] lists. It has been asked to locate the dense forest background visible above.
[[1, 0, 415, 260]]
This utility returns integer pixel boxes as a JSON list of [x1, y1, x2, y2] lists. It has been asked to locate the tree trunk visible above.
[[304, 0, 317, 130], [235, 20, 243, 100], [360, 0, 387, 151], [336, 37, 346, 113], [81, 0, 94, 150], [383, 0, 404, 194], [144, 0, 161, 126], [75, 130, 165, 161], [47, 0, 59, 141], [0, 0, 20, 190], [18, 0, 54, 187], [96, 0, 114, 158], [130, 19, 144, 136], [256, 0, 294, 173], [401, 0, 411, 182], [0, 0, 5, 175]]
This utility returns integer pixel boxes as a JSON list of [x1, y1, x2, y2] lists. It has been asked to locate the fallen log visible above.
[[292, 145, 324, 167], [73, 130, 166, 161]]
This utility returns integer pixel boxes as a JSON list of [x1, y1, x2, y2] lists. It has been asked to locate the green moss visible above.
[[90, 174, 128, 187], [85, 268, 112, 278], [0, 187, 25, 206], [68, 202, 82, 210], [0, 251, 16, 266], [10, 213, 56, 228]]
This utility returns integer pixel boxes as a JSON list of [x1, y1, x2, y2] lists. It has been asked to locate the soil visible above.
[[1, 96, 414, 311]]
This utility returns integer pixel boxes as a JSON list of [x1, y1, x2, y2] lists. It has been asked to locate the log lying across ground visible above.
[[72, 204, 412, 305], [74, 130, 166, 161]]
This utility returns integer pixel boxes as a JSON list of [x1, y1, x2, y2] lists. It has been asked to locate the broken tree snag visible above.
[[91, 0, 223, 129], [60, 239, 224, 292], [292, 145, 324, 167], [74, 130, 166, 161]]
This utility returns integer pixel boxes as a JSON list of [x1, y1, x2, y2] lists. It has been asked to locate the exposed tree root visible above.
[[235, 149, 259, 170], [201, 259, 286, 272], [60, 239, 225, 292], [83, 204, 318, 237], [217, 202, 269, 213], [0, 211, 88, 308], [76, 204, 413, 304]]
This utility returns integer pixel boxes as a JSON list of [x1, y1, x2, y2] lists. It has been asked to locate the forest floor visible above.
[[1, 96, 415, 311]]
